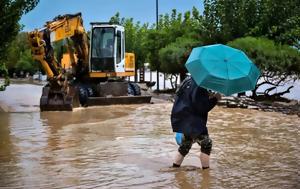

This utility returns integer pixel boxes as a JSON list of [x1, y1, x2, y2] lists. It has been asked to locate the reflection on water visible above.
[[0, 84, 299, 188]]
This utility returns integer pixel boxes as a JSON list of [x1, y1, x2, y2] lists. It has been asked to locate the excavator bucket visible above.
[[40, 86, 77, 111]]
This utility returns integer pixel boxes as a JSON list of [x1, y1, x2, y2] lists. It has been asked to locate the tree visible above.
[[0, 0, 39, 61], [15, 49, 38, 75], [159, 36, 201, 89], [4, 32, 38, 76], [145, 8, 204, 84], [203, 0, 300, 47], [0, 0, 39, 90], [109, 12, 125, 25], [228, 37, 300, 99], [158, 8, 204, 86], [249, 0, 300, 48], [109, 9, 205, 87], [122, 19, 149, 69], [0, 63, 9, 91]]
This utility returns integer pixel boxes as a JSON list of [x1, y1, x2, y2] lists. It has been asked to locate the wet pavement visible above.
[[0, 84, 299, 188]]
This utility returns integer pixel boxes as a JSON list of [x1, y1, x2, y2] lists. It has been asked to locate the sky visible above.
[[20, 0, 204, 31]]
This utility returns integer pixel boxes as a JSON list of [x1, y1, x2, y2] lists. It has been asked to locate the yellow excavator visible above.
[[28, 12, 151, 111]]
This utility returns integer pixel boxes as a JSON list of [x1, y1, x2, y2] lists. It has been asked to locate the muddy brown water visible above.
[[0, 84, 299, 188]]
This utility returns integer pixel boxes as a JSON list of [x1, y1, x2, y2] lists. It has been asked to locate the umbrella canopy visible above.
[[185, 44, 260, 96]]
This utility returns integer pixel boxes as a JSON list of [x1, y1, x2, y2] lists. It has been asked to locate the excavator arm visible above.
[[28, 30, 58, 78], [28, 13, 90, 111], [28, 13, 89, 79]]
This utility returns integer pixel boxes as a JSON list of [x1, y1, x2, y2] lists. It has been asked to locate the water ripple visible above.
[[0, 104, 299, 188]]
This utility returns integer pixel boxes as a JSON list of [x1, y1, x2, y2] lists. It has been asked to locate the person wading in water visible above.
[[171, 76, 221, 169]]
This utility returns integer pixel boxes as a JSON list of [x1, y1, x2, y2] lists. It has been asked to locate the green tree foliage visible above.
[[0, 0, 39, 61], [146, 8, 203, 80], [0, 0, 39, 90], [159, 36, 201, 88], [114, 3, 299, 97], [228, 37, 300, 98], [4, 32, 38, 75], [0, 63, 9, 91], [109, 12, 125, 25], [250, 0, 300, 48], [203, 0, 300, 48], [15, 49, 37, 74], [110, 9, 204, 86], [123, 19, 149, 69], [144, 29, 164, 71], [203, 0, 259, 43]]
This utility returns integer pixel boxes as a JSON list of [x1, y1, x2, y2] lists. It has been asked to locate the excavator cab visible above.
[[89, 23, 134, 78], [90, 24, 124, 73]]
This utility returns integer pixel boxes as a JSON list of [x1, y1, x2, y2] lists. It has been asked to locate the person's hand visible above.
[[209, 92, 222, 101], [213, 93, 222, 101]]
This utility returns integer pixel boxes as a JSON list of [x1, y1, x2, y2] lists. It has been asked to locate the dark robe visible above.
[[171, 77, 218, 138]]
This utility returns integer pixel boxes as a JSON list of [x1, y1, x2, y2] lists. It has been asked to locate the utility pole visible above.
[[156, 0, 160, 92]]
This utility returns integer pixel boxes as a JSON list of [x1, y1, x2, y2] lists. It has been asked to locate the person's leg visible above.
[[197, 135, 212, 169], [173, 136, 192, 167], [200, 152, 210, 169], [173, 151, 184, 167]]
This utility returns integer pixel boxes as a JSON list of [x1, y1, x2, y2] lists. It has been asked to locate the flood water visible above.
[[0, 84, 299, 188]]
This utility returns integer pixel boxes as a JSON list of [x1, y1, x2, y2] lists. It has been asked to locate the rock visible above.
[[227, 102, 238, 108], [238, 103, 248, 109], [248, 105, 259, 110], [264, 108, 274, 112], [272, 101, 290, 107], [217, 100, 227, 106], [288, 100, 299, 106], [222, 96, 238, 102]]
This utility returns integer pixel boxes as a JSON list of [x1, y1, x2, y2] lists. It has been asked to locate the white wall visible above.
[[129, 70, 181, 90]]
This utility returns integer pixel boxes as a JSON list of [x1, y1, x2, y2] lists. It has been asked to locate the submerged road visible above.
[[0, 84, 299, 188]]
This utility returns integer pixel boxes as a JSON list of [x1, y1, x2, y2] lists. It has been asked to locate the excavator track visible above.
[[39, 82, 152, 111]]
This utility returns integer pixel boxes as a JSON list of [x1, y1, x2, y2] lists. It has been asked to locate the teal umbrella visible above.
[[185, 44, 260, 96]]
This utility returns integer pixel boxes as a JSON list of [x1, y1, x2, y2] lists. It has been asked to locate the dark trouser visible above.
[[178, 134, 212, 156]]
